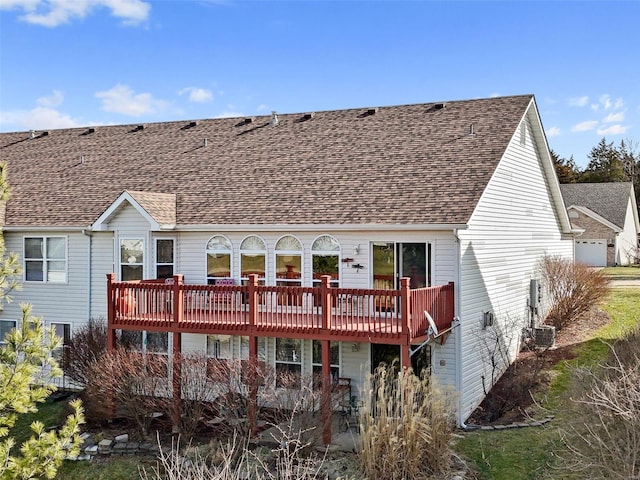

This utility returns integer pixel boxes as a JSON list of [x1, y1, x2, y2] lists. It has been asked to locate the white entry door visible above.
[[575, 239, 607, 267]]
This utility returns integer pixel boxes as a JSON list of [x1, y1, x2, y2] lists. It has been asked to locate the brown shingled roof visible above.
[[560, 182, 633, 229], [0, 95, 533, 228]]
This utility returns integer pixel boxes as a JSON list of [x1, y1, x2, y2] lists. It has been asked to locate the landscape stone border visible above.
[[469, 415, 554, 431], [65, 432, 160, 462]]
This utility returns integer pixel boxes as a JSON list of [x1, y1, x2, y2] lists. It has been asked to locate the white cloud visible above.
[[602, 111, 625, 123], [178, 87, 213, 103], [568, 96, 589, 107], [590, 94, 624, 111], [546, 127, 561, 137], [95, 84, 168, 116], [0, 0, 150, 27], [571, 120, 598, 132], [36, 89, 64, 108], [597, 124, 628, 136], [256, 104, 269, 113], [0, 106, 80, 130]]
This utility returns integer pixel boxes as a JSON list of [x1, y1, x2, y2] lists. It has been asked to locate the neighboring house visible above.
[[560, 183, 640, 266], [0, 94, 574, 437]]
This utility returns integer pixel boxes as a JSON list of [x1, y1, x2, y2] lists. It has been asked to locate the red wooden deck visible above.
[[107, 274, 454, 345]]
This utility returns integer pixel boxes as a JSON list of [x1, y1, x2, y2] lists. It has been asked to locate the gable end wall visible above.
[[456, 114, 573, 421]]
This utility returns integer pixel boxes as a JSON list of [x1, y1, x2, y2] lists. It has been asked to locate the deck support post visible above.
[[106, 273, 117, 420], [171, 275, 184, 434], [400, 277, 412, 370], [172, 332, 182, 434], [320, 275, 333, 444], [248, 274, 259, 436]]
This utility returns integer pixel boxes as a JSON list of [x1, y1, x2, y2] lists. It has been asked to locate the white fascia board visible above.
[[525, 98, 575, 235], [568, 205, 622, 233], [91, 191, 160, 231], [2, 225, 89, 232], [174, 223, 469, 232]]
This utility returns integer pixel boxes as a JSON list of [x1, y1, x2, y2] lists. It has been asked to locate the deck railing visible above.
[[107, 274, 454, 343]]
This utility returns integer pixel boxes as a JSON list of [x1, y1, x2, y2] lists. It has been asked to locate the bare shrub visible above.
[[85, 347, 170, 437], [561, 326, 640, 479], [477, 316, 550, 422], [65, 317, 107, 386], [359, 363, 456, 480], [206, 359, 277, 438], [540, 255, 610, 330], [141, 420, 330, 480]]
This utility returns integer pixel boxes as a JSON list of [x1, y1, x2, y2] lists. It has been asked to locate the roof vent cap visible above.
[[271, 111, 279, 126]]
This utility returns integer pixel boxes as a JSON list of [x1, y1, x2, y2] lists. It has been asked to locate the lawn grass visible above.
[[455, 287, 640, 480], [601, 265, 640, 278], [56, 456, 156, 480]]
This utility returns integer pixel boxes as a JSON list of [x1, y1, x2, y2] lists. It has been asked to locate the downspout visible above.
[[453, 228, 466, 428], [82, 229, 92, 321]]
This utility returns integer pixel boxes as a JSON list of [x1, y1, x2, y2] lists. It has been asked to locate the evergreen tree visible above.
[[581, 138, 626, 183], [0, 162, 84, 479], [550, 149, 581, 183]]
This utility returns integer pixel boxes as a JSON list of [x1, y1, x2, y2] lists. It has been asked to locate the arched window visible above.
[[275, 235, 302, 287], [312, 235, 340, 287], [240, 235, 266, 285], [206, 235, 232, 284]]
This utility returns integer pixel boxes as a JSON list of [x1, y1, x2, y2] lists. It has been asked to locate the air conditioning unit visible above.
[[533, 325, 556, 348]]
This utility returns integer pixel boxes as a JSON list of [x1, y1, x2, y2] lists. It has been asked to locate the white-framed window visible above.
[[275, 235, 302, 287], [240, 235, 266, 285], [312, 235, 340, 288], [119, 330, 168, 355], [50, 322, 71, 364], [0, 320, 16, 346], [206, 334, 232, 360], [312, 340, 340, 386], [206, 235, 232, 285], [120, 238, 144, 281], [275, 337, 302, 388], [155, 238, 175, 279], [24, 236, 67, 283]]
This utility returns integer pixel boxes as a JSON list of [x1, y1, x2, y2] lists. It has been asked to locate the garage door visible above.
[[575, 239, 607, 267]]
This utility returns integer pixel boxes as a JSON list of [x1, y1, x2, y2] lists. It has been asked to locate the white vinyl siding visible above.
[[456, 113, 573, 420], [617, 196, 640, 266], [3, 231, 90, 328]]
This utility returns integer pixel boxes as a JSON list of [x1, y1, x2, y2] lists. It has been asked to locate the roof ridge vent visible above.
[[296, 112, 315, 123], [130, 124, 145, 133], [236, 117, 255, 127], [358, 107, 379, 118], [270, 111, 279, 126], [181, 121, 198, 130]]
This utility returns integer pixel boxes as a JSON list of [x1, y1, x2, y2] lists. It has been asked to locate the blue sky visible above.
[[1, 0, 638, 167]]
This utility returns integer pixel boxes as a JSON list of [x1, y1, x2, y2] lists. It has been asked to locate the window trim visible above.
[[206, 235, 233, 284], [0, 320, 17, 345], [50, 322, 72, 364], [119, 237, 145, 281], [239, 235, 267, 284], [311, 234, 341, 288], [155, 238, 175, 279], [275, 337, 303, 388], [275, 235, 303, 287], [23, 236, 68, 284]]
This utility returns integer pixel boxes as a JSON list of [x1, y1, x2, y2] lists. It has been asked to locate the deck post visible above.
[[171, 275, 184, 434], [400, 277, 412, 370], [321, 339, 332, 444], [106, 274, 117, 420], [172, 274, 184, 324], [248, 274, 259, 436], [172, 332, 182, 434], [320, 276, 333, 443], [106, 273, 117, 351]]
